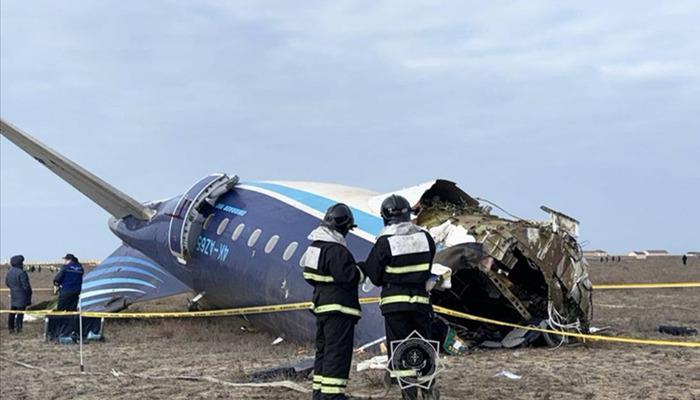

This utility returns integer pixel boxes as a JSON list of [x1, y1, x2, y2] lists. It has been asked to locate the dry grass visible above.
[[587, 255, 700, 283]]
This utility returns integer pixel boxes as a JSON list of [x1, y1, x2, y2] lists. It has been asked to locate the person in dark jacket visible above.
[[54, 253, 84, 312], [360, 195, 438, 400], [5, 255, 32, 333], [301, 203, 363, 400]]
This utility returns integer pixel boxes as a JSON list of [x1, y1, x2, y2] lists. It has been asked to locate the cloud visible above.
[[599, 61, 699, 80], [1, 0, 699, 257]]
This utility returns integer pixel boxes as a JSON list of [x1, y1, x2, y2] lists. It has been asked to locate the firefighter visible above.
[[360, 195, 438, 400], [301, 203, 364, 400]]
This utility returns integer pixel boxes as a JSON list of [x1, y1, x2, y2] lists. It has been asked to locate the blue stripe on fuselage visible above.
[[100, 256, 165, 272], [82, 277, 157, 290], [244, 181, 384, 236], [79, 297, 114, 308], [85, 266, 164, 283]]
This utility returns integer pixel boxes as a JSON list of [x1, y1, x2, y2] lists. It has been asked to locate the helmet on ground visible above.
[[380, 195, 412, 225], [322, 203, 357, 236]]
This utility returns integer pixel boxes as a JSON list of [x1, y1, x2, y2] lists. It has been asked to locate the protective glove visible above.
[[425, 276, 438, 292], [355, 265, 367, 286]]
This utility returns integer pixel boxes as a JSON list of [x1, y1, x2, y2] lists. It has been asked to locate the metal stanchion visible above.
[[78, 299, 84, 373]]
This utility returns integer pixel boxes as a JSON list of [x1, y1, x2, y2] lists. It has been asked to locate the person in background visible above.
[[54, 253, 84, 311], [5, 255, 32, 333], [682, 254, 688, 266]]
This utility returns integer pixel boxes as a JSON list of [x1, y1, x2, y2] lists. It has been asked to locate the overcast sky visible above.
[[1, 1, 699, 261]]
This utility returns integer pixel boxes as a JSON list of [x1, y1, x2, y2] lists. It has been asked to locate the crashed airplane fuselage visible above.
[[1, 119, 592, 349]]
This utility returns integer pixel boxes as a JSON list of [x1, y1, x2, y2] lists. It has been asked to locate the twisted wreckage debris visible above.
[[414, 184, 592, 350]]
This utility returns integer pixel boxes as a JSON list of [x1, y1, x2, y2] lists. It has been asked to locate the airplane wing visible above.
[[0, 120, 191, 311], [80, 245, 192, 311], [0, 118, 154, 220]]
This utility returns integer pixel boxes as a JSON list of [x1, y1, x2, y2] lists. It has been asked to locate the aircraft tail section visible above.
[[80, 244, 192, 311], [0, 118, 154, 220]]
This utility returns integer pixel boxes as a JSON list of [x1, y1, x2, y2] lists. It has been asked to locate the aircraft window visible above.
[[248, 229, 262, 247], [232, 223, 245, 241], [265, 235, 280, 254], [203, 214, 214, 230], [283, 242, 298, 261], [216, 218, 230, 236]]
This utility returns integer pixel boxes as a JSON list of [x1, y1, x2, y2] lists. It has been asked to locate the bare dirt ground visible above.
[[1, 257, 699, 399]]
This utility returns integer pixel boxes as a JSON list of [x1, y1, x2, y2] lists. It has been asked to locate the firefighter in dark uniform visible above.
[[302, 203, 364, 400], [360, 195, 438, 400]]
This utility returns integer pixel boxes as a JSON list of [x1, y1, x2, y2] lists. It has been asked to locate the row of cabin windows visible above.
[[203, 215, 298, 261]]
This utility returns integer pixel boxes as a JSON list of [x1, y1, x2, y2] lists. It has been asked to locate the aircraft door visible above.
[[168, 173, 239, 263]]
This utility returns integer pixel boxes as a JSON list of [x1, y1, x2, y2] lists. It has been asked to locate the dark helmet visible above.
[[380, 195, 412, 225], [321, 203, 357, 236]]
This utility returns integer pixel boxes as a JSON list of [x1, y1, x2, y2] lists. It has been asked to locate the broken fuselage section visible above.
[[414, 182, 593, 348]]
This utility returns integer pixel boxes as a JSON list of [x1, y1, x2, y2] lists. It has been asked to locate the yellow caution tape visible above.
[[0, 301, 315, 318], [3, 282, 699, 293], [1, 297, 699, 348], [592, 282, 700, 290], [432, 306, 700, 348]]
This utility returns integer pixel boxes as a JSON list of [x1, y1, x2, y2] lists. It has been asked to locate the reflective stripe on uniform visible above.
[[313, 304, 361, 317], [312, 374, 323, 390], [387, 232, 430, 256], [390, 369, 417, 377], [321, 376, 348, 386], [385, 263, 430, 274], [380, 295, 430, 306], [303, 272, 334, 282], [319, 375, 347, 394], [300, 246, 321, 269], [320, 386, 345, 394]]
